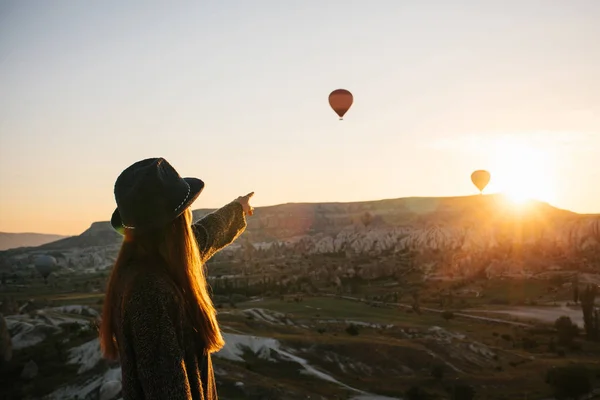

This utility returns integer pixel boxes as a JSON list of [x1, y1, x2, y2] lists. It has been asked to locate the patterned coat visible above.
[[110, 201, 247, 400]]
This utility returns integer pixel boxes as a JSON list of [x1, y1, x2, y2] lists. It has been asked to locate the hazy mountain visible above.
[[0, 232, 69, 251]]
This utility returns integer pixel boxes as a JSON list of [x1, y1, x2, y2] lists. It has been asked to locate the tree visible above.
[[345, 324, 359, 336], [0, 314, 12, 367], [442, 311, 454, 322], [546, 365, 592, 400], [405, 386, 429, 400], [580, 284, 599, 341], [431, 364, 444, 380], [448, 383, 475, 400], [411, 291, 421, 315], [554, 316, 579, 346]]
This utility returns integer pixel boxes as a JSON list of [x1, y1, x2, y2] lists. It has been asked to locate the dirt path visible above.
[[329, 294, 593, 328], [323, 294, 533, 328], [466, 305, 584, 327]]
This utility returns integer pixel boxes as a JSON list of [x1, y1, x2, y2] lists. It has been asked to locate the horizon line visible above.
[[2, 192, 596, 236]]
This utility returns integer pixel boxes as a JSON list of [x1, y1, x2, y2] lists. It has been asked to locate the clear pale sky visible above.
[[1, 0, 599, 235]]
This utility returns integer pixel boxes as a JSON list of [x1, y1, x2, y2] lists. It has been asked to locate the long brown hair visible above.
[[99, 208, 224, 359]]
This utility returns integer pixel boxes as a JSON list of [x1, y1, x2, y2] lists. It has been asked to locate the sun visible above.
[[485, 137, 557, 206]]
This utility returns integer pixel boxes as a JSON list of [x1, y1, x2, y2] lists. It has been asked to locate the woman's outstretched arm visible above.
[[192, 200, 248, 263]]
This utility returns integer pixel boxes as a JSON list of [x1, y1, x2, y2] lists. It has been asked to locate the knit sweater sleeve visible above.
[[123, 276, 192, 400], [192, 201, 247, 263]]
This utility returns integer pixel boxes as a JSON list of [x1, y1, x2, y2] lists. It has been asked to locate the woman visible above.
[[99, 157, 253, 400]]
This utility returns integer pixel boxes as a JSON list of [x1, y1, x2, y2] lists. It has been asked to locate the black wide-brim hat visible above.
[[110, 158, 204, 235]]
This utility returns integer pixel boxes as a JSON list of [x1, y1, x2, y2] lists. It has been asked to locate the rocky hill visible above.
[[34, 222, 121, 251], [1, 194, 599, 279]]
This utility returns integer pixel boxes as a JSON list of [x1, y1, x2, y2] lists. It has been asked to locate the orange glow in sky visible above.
[[1, 2, 599, 235]]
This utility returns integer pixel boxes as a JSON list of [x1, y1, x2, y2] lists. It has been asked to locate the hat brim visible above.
[[110, 177, 205, 236]]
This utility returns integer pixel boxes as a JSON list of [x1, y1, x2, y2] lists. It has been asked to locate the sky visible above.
[[1, 0, 600, 235]]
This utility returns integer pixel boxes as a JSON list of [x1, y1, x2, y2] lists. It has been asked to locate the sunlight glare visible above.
[[486, 137, 557, 206]]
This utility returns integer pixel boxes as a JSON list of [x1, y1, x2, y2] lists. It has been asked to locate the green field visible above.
[[216, 296, 600, 399], [237, 296, 441, 326]]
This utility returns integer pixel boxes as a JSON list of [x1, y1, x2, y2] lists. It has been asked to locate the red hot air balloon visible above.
[[471, 170, 491, 194], [328, 89, 353, 120]]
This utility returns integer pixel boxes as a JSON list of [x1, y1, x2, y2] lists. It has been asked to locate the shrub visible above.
[[442, 311, 454, 321], [522, 336, 538, 350], [345, 324, 359, 336], [554, 316, 578, 346], [405, 386, 429, 400], [431, 364, 444, 380], [546, 365, 592, 400], [230, 293, 248, 303], [569, 342, 582, 352], [447, 383, 475, 400]]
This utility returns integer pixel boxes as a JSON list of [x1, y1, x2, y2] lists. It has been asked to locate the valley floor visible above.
[[3, 291, 600, 400]]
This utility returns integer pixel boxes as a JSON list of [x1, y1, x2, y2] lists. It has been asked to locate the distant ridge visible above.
[[0, 232, 69, 251], [35, 222, 122, 251], [2, 194, 597, 255]]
